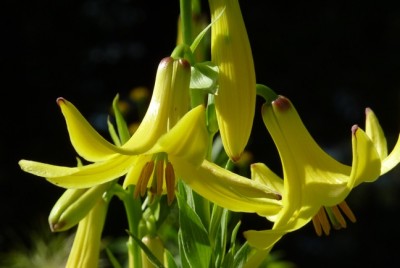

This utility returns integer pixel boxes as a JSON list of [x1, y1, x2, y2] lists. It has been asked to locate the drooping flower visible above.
[[209, 0, 256, 161], [19, 56, 206, 204], [244, 95, 399, 250]]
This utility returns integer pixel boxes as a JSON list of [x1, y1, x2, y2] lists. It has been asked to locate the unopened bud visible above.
[[49, 183, 110, 232]]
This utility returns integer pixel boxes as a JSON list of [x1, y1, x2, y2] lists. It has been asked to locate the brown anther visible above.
[[338, 200, 357, 223], [314, 207, 331, 236], [134, 161, 154, 198], [165, 162, 176, 205], [331, 205, 347, 229], [312, 201, 357, 237], [155, 159, 164, 196]]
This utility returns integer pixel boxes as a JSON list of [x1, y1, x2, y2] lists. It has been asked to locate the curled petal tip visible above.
[[365, 107, 372, 114], [351, 124, 359, 135], [272, 96, 291, 111], [50, 221, 65, 232], [56, 97, 66, 106]]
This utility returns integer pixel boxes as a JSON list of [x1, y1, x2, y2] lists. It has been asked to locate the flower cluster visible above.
[[18, 0, 400, 267]]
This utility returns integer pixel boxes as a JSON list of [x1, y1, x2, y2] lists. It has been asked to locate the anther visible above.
[[165, 162, 176, 205]]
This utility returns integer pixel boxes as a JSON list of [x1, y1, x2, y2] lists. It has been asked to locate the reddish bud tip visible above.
[[56, 97, 65, 106], [178, 58, 191, 69], [272, 96, 291, 111], [351, 124, 359, 135], [159, 56, 174, 69]]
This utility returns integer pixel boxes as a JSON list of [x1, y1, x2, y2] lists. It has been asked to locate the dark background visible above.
[[2, 0, 400, 267]]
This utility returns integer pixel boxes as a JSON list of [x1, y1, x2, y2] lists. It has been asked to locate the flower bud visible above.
[[209, 0, 256, 161], [141, 235, 165, 268], [49, 183, 110, 232]]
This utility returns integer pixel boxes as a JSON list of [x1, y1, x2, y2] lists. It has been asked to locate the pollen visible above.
[[311, 200, 357, 237]]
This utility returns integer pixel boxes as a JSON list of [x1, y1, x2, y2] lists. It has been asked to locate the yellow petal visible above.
[[365, 108, 388, 159], [176, 159, 282, 217], [58, 98, 123, 162], [19, 154, 136, 188], [349, 125, 381, 186], [210, 0, 256, 161], [382, 134, 400, 174], [148, 105, 208, 166], [121, 57, 191, 153], [250, 163, 284, 194], [66, 198, 108, 268]]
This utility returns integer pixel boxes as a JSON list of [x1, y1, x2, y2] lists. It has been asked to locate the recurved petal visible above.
[[176, 159, 282, 217], [244, 204, 320, 250], [250, 163, 284, 195], [57, 98, 124, 162], [382, 134, 400, 175], [148, 105, 209, 166], [365, 108, 388, 159], [19, 154, 136, 188], [349, 125, 381, 186]]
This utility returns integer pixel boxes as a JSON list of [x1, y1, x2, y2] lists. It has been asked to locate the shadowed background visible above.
[[1, 1, 400, 267]]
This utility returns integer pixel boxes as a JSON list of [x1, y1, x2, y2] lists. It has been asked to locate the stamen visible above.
[[312, 216, 323, 236], [165, 162, 176, 205], [134, 161, 154, 198], [338, 200, 357, 223], [156, 159, 165, 196], [311, 201, 358, 237], [330, 205, 347, 229], [317, 207, 331, 236]]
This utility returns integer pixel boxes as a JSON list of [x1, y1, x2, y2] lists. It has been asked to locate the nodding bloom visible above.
[[209, 0, 256, 161], [243, 95, 400, 251], [19, 57, 208, 204]]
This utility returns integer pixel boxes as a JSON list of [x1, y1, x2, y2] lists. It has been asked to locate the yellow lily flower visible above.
[[19, 56, 207, 203], [209, 0, 256, 161], [243, 95, 400, 250]]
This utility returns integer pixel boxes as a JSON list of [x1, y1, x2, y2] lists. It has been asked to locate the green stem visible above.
[[179, 0, 192, 46], [123, 185, 143, 268]]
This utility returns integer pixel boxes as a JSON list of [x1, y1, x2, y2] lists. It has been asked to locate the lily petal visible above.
[[19, 154, 136, 188], [365, 107, 388, 159], [177, 159, 282, 217], [244, 96, 382, 250], [58, 98, 123, 162], [148, 105, 208, 166], [382, 134, 400, 174]]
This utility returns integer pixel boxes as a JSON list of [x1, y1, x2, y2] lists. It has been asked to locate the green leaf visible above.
[[107, 117, 122, 146], [105, 247, 123, 268], [112, 94, 131, 144], [177, 192, 212, 268], [164, 249, 178, 268], [233, 242, 251, 268], [190, 62, 219, 94]]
